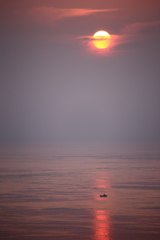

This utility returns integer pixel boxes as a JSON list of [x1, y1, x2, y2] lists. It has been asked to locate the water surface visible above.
[[0, 142, 160, 239]]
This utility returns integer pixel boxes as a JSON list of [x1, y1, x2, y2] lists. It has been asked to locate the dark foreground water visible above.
[[0, 142, 160, 240]]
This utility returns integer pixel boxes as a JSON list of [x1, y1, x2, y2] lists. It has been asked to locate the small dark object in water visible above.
[[100, 194, 107, 197]]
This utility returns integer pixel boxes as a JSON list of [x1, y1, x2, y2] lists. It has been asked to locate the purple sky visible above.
[[1, 0, 160, 143]]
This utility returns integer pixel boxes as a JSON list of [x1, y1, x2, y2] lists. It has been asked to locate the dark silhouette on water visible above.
[[100, 194, 107, 197]]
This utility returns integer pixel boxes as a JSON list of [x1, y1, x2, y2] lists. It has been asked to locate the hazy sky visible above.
[[1, 0, 160, 143]]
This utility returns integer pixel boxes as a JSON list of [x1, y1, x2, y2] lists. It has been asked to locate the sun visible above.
[[93, 30, 111, 49]]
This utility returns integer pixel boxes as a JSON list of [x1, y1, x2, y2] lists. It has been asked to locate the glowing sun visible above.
[[93, 30, 111, 49]]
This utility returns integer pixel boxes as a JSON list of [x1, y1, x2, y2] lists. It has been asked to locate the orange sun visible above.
[[93, 30, 111, 49]]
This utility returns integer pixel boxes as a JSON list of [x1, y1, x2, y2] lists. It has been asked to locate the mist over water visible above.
[[0, 142, 160, 240]]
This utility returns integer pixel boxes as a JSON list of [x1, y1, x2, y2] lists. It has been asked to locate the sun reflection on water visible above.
[[94, 210, 110, 240]]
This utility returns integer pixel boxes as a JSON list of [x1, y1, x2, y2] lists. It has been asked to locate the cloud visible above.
[[122, 21, 160, 34], [75, 21, 160, 55], [27, 6, 118, 25], [117, 21, 160, 47]]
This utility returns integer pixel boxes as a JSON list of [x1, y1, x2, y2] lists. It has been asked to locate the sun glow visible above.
[[93, 30, 111, 49]]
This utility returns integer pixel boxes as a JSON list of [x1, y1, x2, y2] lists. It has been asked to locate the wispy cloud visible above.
[[117, 21, 160, 46], [76, 21, 160, 54], [27, 6, 119, 25], [122, 21, 160, 34]]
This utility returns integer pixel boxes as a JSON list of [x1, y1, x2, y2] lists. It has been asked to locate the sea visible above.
[[0, 142, 160, 240]]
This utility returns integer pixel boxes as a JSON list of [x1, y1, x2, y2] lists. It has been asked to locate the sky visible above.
[[1, 0, 160, 143]]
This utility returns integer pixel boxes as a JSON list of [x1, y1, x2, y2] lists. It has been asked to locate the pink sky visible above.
[[1, 0, 160, 142]]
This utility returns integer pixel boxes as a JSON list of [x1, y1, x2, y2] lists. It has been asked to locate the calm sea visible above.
[[0, 142, 160, 240]]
